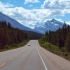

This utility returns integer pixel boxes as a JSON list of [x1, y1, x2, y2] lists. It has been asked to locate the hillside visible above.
[[0, 12, 34, 31], [0, 21, 28, 50]]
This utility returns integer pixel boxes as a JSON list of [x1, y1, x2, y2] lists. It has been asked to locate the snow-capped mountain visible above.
[[0, 12, 34, 31], [0, 12, 64, 34], [34, 19, 64, 34]]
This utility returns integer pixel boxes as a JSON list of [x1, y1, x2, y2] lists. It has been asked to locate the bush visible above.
[[38, 40, 70, 61], [0, 40, 29, 52]]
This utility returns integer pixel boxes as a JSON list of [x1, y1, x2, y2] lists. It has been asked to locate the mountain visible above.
[[34, 19, 64, 34], [0, 12, 43, 39], [0, 12, 34, 31], [0, 12, 64, 34]]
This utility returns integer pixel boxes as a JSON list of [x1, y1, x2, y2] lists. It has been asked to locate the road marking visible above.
[[0, 63, 6, 67], [0, 50, 28, 67], [10, 58, 13, 60], [37, 47, 48, 70]]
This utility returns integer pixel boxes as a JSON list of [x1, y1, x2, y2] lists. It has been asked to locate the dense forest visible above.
[[0, 21, 28, 50], [41, 23, 70, 52], [39, 22, 70, 60], [25, 31, 43, 40]]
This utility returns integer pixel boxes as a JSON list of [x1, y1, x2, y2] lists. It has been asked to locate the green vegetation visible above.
[[0, 40, 29, 52], [39, 23, 70, 60], [39, 39, 70, 60], [0, 21, 29, 51]]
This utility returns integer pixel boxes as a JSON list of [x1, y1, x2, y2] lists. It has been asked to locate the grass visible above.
[[38, 39, 70, 61], [0, 40, 29, 52]]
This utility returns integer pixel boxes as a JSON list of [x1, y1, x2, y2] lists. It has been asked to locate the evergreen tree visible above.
[[0, 21, 28, 50]]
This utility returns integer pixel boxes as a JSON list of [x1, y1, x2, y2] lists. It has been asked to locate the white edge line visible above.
[[37, 47, 48, 70]]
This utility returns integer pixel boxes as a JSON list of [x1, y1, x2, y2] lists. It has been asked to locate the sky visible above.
[[0, 0, 70, 28]]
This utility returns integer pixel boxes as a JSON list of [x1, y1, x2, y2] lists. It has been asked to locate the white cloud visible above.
[[55, 18, 64, 23], [62, 9, 70, 14], [42, 0, 70, 9], [0, 2, 53, 28], [0, 2, 13, 8], [24, 0, 40, 4], [66, 21, 70, 25], [40, 0, 70, 25], [0, 1, 70, 29], [41, 0, 70, 16]]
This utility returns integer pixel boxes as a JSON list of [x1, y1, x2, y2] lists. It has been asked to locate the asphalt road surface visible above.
[[0, 40, 70, 70]]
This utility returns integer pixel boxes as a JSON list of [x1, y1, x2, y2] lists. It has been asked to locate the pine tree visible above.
[[65, 32, 70, 52]]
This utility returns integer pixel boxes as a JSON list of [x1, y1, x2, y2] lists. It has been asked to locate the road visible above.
[[0, 40, 70, 70]]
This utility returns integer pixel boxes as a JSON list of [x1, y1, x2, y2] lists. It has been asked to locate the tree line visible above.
[[41, 23, 70, 52], [0, 21, 28, 50]]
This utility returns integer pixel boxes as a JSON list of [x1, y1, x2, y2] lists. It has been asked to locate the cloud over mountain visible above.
[[0, 0, 70, 28]]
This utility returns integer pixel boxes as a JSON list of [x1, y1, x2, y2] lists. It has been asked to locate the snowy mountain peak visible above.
[[34, 19, 64, 34], [45, 19, 63, 26], [0, 12, 64, 34], [51, 18, 56, 22]]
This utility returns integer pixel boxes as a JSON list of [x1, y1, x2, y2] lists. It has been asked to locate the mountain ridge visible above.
[[0, 12, 64, 34], [0, 12, 34, 32], [34, 19, 64, 34]]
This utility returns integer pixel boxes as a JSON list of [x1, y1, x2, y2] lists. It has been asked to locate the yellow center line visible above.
[[0, 63, 6, 67], [0, 49, 28, 67]]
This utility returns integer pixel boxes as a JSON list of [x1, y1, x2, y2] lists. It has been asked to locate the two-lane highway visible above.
[[0, 40, 70, 70], [0, 40, 46, 70]]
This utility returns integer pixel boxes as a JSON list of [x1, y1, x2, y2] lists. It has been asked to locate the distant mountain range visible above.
[[0, 12, 34, 32], [34, 19, 64, 34], [0, 12, 64, 34], [0, 12, 43, 39]]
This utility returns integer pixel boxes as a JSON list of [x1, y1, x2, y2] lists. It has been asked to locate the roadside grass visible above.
[[38, 39, 70, 61], [0, 40, 29, 52]]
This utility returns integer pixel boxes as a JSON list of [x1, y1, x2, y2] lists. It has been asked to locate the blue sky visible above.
[[0, 0, 70, 28], [0, 0, 44, 9]]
